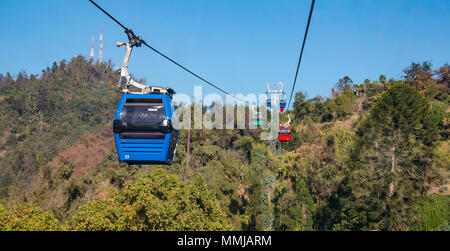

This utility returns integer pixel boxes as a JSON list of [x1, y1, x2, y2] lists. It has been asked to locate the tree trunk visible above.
[[39, 111, 43, 133], [388, 131, 398, 198], [185, 129, 190, 181], [302, 203, 307, 228], [389, 145, 395, 198]]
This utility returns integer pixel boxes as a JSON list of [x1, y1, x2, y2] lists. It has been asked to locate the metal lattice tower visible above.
[[90, 36, 95, 65], [266, 82, 286, 105], [98, 26, 103, 64], [266, 82, 285, 96]]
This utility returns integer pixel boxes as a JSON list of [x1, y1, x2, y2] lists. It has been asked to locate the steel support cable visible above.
[[89, 0, 128, 30], [287, 0, 316, 110], [89, 0, 246, 103]]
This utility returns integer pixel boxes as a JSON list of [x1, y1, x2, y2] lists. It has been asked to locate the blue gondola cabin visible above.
[[113, 93, 179, 165], [267, 98, 272, 108], [280, 99, 287, 112]]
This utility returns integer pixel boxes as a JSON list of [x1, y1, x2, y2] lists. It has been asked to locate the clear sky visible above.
[[0, 0, 449, 99]]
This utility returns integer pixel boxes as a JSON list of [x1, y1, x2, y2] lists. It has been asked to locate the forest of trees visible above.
[[0, 57, 448, 231]]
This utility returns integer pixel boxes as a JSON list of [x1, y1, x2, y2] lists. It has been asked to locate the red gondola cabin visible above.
[[278, 125, 291, 142]]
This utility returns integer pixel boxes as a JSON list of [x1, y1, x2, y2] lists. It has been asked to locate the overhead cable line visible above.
[[89, 0, 246, 103], [287, 0, 316, 109]]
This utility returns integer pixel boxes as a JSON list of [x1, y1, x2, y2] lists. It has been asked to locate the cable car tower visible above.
[[266, 82, 287, 112]]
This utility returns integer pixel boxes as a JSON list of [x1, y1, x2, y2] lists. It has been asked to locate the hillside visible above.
[[0, 58, 449, 231]]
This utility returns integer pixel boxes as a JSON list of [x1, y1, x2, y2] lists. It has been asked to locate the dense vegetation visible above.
[[0, 57, 448, 231]]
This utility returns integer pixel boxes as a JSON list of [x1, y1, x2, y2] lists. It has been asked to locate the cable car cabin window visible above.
[[116, 98, 167, 139], [120, 98, 165, 127], [279, 127, 291, 135]]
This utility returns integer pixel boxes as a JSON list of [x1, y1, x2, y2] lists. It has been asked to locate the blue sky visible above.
[[0, 0, 449, 99]]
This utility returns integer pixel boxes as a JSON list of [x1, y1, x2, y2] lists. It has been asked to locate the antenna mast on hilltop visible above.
[[90, 36, 95, 65], [98, 26, 103, 64]]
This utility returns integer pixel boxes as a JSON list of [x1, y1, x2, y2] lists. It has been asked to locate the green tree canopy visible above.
[[0, 204, 63, 231], [69, 168, 232, 231], [331, 83, 440, 230]]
